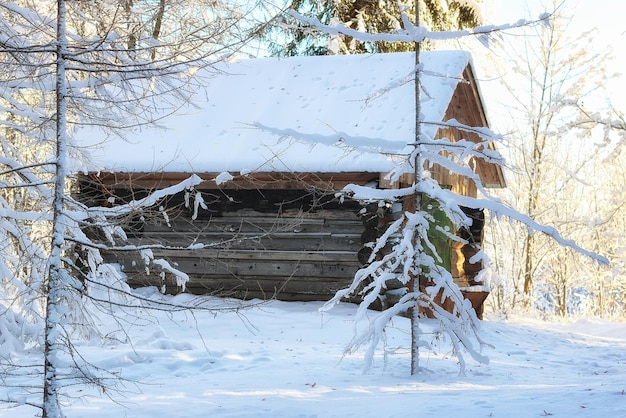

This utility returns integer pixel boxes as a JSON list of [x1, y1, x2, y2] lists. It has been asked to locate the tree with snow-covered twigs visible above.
[[565, 105, 626, 317], [472, 3, 619, 317], [451, 1, 626, 319], [290, 3, 609, 375], [260, 0, 482, 55], [0, 1, 270, 416]]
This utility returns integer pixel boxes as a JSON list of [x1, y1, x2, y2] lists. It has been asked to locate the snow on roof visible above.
[[78, 51, 474, 174]]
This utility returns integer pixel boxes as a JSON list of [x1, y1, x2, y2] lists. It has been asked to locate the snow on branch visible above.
[[339, 175, 608, 267], [287, 9, 553, 45], [339, 183, 416, 202], [423, 118, 503, 145], [253, 120, 506, 187], [416, 182, 610, 266], [72, 174, 203, 220], [152, 259, 190, 292]]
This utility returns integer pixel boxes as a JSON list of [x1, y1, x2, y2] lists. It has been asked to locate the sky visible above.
[[484, 0, 624, 47], [482, 0, 625, 110]]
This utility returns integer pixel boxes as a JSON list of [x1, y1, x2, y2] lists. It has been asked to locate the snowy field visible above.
[[2, 290, 626, 418]]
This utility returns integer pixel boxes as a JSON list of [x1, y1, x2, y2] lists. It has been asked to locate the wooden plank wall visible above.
[[98, 204, 364, 301], [76, 173, 489, 316]]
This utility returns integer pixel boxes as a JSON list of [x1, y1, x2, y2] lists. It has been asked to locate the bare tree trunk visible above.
[[123, 0, 137, 51], [43, 1, 68, 416], [410, 1, 422, 376], [523, 233, 534, 296], [151, 0, 167, 60], [560, 278, 567, 317]]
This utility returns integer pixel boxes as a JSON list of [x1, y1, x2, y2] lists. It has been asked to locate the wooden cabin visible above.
[[75, 51, 505, 317]]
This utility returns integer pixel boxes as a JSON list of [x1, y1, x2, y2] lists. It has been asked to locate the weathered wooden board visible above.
[[93, 201, 365, 301], [111, 251, 359, 279], [125, 234, 360, 252], [140, 210, 364, 232], [152, 248, 358, 262], [124, 271, 356, 301]]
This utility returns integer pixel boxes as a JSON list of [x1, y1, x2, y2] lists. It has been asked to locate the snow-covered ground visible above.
[[2, 291, 626, 417]]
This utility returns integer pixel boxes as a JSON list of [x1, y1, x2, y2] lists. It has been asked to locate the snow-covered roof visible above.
[[79, 51, 476, 174]]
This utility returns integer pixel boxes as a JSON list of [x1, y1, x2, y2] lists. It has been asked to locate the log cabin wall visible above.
[[76, 170, 490, 317], [76, 167, 491, 315], [76, 172, 372, 301]]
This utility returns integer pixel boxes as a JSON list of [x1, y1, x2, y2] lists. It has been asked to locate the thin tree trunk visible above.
[[151, 0, 167, 60], [43, 0, 68, 416], [523, 233, 533, 296], [522, 23, 557, 301], [124, 0, 137, 51], [410, 2, 422, 376]]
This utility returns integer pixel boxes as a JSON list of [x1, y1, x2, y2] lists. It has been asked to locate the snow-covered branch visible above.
[[416, 182, 609, 266], [339, 178, 608, 266], [72, 174, 203, 220], [287, 9, 553, 45]]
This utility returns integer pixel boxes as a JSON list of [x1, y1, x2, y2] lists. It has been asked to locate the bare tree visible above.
[[0, 1, 272, 416], [479, 2, 618, 317], [564, 104, 626, 317]]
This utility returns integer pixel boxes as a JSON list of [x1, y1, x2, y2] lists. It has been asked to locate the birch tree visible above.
[[0, 1, 267, 416]]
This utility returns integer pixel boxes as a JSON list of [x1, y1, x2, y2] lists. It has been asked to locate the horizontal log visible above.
[[128, 277, 350, 301], [124, 232, 361, 252], [127, 272, 352, 289], [149, 249, 359, 262], [80, 171, 381, 191], [115, 255, 359, 279], [143, 216, 326, 233], [125, 272, 356, 299], [138, 231, 353, 239], [141, 212, 362, 234]]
